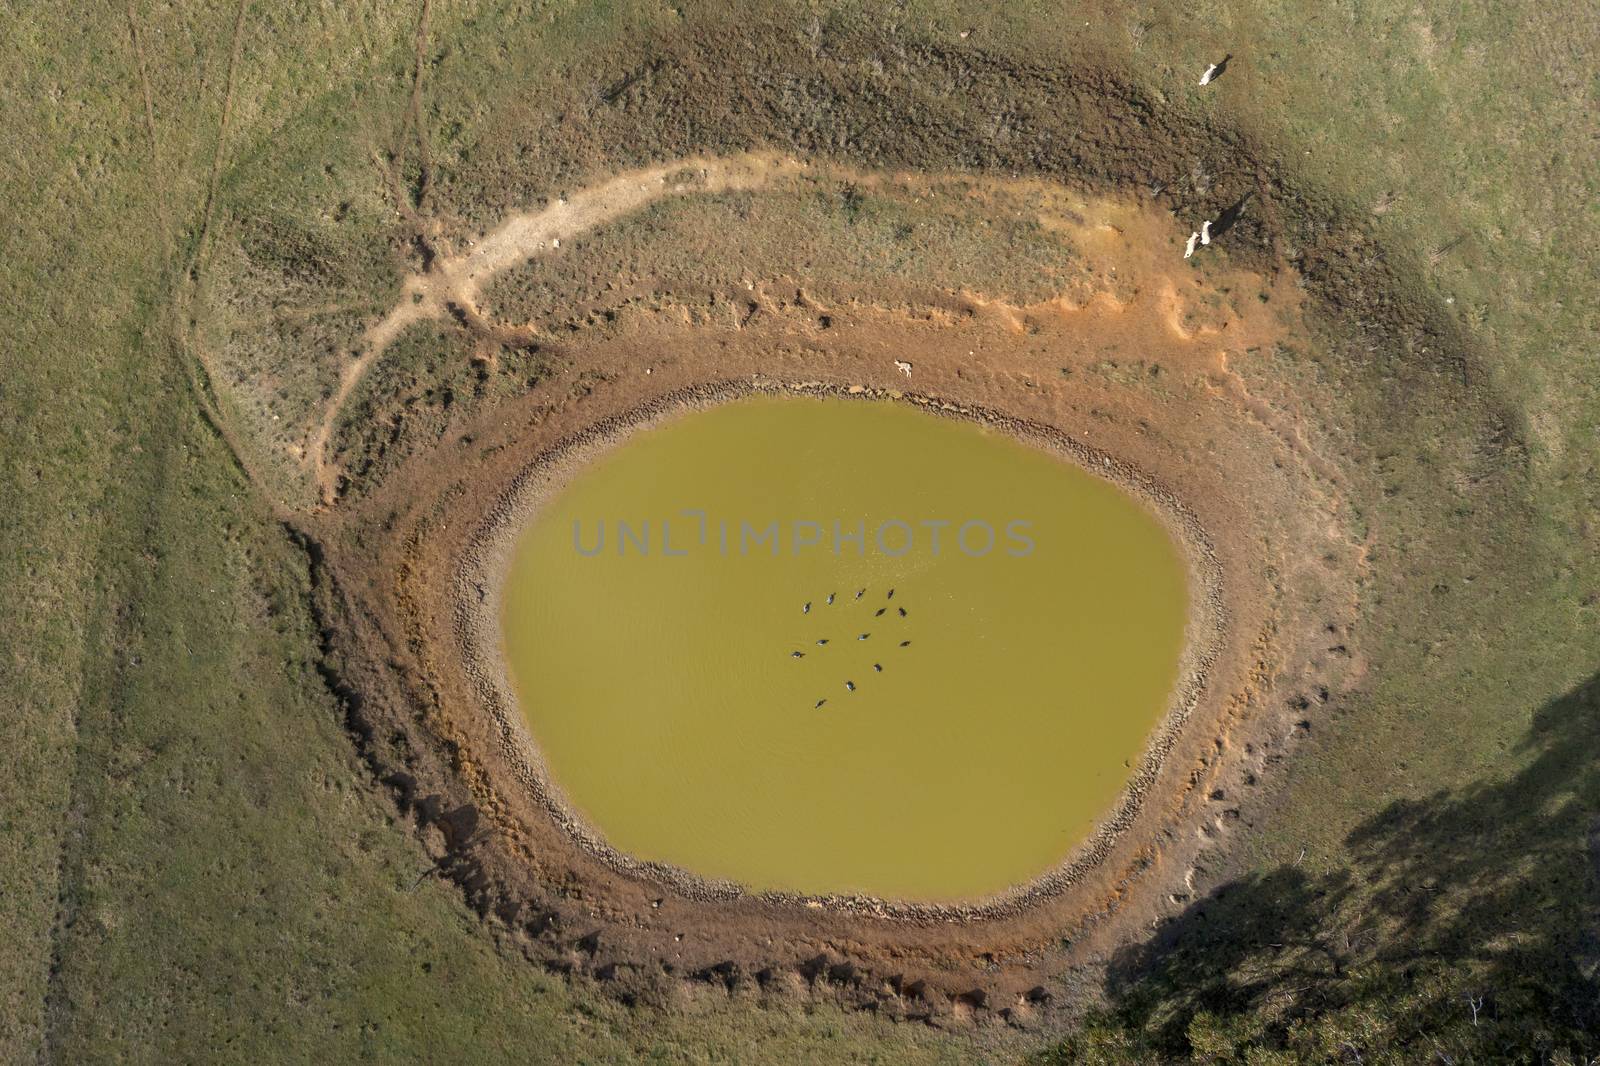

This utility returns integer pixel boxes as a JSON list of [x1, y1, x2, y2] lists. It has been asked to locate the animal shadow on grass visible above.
[[1209, 189, 1255, 239], [1077, 670, 1600, 1061]]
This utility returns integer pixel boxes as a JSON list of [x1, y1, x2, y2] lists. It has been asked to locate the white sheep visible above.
[[1183, 231, 1200, 259], [1201, 220, 1213, 245], [894, 360, 913, 378], [1199, 63, 1219, 86]]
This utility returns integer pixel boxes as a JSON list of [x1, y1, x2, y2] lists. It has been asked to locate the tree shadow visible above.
[[1078, 670, 1600, 1061]]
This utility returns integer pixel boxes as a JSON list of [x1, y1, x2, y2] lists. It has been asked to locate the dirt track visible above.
[[310, 153, 806, 501]]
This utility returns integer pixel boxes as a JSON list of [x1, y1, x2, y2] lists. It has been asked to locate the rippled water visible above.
[[500, 396, 1188, 901]]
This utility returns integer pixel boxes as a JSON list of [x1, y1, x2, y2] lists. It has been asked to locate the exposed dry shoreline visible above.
[[308, 156, 1372, 1018], [455, 380, 1228, 921]]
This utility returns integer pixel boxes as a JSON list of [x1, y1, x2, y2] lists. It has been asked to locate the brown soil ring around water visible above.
[[319, 314, 1365, 1013], [453, 378, 1227, 923]]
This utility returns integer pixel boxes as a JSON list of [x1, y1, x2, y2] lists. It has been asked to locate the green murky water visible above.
[[500, 396, 1188, 901]]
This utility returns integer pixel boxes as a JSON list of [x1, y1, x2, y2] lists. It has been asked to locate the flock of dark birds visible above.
[[792, 586, 912, 708]]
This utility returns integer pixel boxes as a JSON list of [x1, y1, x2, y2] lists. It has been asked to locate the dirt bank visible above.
[[299, 231, 1369, 1021]]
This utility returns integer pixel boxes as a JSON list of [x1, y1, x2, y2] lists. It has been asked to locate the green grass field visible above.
[[4, 1, 1596, 1061]]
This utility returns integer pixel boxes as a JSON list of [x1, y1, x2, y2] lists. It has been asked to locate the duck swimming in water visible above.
[[875, 607, 887, 617], [858, 633, 870, 641], [815, 698, 827, 708], [854, 588, 865, 600], [816, 638, 829, 645], [826, 592, 836, 605], [791, 651, 805, 659], [897, 607, 907, 618], [803, 601, 811, 614], [845, 680, 856, 692], [899, 640, 911, 647], [872, 663, 882, 672], [887, 588, 895, 600]]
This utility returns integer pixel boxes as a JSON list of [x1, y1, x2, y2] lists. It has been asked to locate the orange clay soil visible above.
[[291, 166, 1372, 1026]]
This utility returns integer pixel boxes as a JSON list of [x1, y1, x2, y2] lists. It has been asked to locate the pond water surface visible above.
[[500, 396, 1188, 901]]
